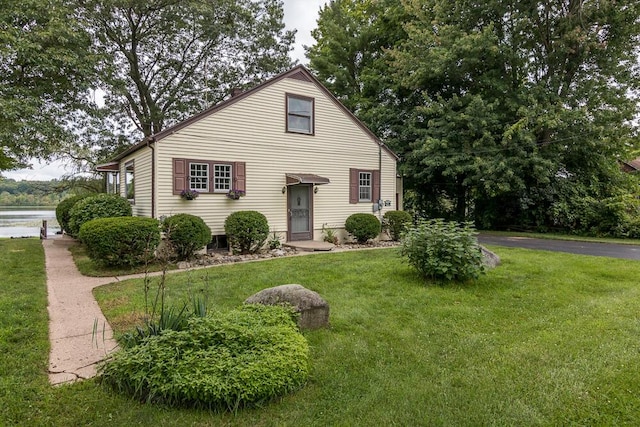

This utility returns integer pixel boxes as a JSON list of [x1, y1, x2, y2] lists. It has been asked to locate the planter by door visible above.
[[288, 184, 313, 241]]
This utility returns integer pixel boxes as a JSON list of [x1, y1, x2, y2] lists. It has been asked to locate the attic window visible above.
[[286, 94, 314, 134]]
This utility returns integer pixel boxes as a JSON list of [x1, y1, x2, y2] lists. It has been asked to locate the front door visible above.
[[288, 184, 313, 241]]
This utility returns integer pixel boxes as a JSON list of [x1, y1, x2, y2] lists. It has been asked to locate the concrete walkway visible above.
[[44, 235, 119, 385]]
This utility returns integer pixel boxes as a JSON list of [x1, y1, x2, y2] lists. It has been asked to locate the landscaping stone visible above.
[[245, 284, 330, 330], [480, 245, 501, 268]]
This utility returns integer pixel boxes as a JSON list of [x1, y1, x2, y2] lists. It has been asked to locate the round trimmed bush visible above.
[[345, 213, 381, 243], [78, 217, 160, 267], [68, 193, 132, 237], [56, 194, 89, 234], [399, 218, 484, 282], [99, 304, 310, 410], [224, 210, 269, 254], [163, 214, 211, 260], [383, 210, 413, 241]]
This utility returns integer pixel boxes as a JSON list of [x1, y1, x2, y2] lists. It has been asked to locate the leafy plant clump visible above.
[[55, 194, 89, 234], [100, 304, 310, 410], [224, 210, 269, 254], [163, 214, 211, 260], [383, 210, 413, 241], [78, 217, 160, 267], [68, 193, 132, 237], [345, 213, 381, 243], [400, 218, 484, 282]]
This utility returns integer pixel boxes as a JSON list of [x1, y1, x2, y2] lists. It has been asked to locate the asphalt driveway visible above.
[[478, 234, 640, 261]]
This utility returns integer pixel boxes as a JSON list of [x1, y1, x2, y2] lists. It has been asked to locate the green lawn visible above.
[[4, 238, 640, 425]]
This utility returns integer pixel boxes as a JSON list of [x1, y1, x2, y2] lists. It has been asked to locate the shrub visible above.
[[345, 213, 381, 243], [55, 195, 89, 234], [78, 217, 160, 267], [383, 210, 413, 241], [68, 193, 132, 237], [224, 210, 269, 254], [99, 304, 310, 410], [399, 218, 484, 282], [162, 214, 211, 260]]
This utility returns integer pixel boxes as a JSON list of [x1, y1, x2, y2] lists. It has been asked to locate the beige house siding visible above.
[[153, 76, 397, 239], [120, 148, 153, 218]]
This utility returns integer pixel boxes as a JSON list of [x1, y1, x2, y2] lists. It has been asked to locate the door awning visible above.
[[286, 173, 330, 186]]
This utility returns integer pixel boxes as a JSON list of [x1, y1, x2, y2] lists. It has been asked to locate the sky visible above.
[[4, 0, 328, 182]]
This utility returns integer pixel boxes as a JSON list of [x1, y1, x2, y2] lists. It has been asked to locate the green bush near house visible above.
[[99, 304, 309, 410], [55, 194, 89, 234], [400, 218, 484, 282], [382, 210, 412, 241], [163, 214, 211, 260], [78, 217, 160, 267], [224, 210, 269, 254], [68, 193, 132, 237], [345, 213, 381, 243]]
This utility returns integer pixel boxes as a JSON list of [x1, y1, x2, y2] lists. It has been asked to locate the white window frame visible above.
[[189, 162, 209, 191], [359, 172, 372, 202], [287, 94, 314, 134], [213, 163, 232, 192]]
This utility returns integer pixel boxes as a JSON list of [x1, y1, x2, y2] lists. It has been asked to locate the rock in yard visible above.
[[480, 245, 501, 268], [245, 284, 329, 330]]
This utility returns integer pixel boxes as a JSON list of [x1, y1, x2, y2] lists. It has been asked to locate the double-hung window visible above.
[[359, 172, 372, 202], [286, 94, 314, 134], [213, 164, 232, 192], [189, 163, 209, 191]]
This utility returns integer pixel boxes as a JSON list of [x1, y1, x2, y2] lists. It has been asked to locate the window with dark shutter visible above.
[[173, 158, 247, 195], [349, 168, 380, 204]]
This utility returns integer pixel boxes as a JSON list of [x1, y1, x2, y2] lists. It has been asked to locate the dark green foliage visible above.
[[100, 305, 310, 410], [163, 214, 211, 260], [345, 213, 381, 243], [224, 211, 269, 254], [78, 217, 160, 267], [310, 0, 640, 234], [400, 219, 484, 282], [382, 210, 413, 241], [68, 193, 132, 237], [55, 195, 88, 234]]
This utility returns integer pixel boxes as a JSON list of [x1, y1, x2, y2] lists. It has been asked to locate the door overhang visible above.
[[285, 173, 330, 186]]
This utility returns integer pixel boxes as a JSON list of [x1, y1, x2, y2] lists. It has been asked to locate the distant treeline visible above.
[[0, 179, 69, 206]]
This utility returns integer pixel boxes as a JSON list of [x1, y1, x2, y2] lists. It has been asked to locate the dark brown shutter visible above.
[[173, 158, 186, 194], [373, 169, 381, 202], [234, 162, 246, 192], [349, 168, 358, 204]]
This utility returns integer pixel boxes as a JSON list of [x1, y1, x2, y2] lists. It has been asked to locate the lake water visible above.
[[0, 207, 60, 238]]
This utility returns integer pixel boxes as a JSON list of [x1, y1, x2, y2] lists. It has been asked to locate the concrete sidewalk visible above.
[[44, 235, 119, 385]]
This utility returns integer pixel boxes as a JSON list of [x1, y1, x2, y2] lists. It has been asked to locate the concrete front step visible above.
[[283, 240, 335, 252]]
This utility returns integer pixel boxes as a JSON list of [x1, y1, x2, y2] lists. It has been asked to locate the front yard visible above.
[[3, 238, 640, 425]]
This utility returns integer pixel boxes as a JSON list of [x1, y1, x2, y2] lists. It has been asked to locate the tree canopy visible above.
[[309, 0, 640, 234], [1, 0, 295, 173]]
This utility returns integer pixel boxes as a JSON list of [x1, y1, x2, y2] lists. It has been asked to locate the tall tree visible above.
[[309, 0, 640, 230], [84, 0, 295, 140], [0, 0, 95, 171]]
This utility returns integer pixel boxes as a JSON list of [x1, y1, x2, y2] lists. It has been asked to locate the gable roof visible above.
[[100, 65, 398, 165]]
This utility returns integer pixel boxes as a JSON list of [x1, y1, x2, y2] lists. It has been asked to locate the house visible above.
[[96, 65, 401, 244]]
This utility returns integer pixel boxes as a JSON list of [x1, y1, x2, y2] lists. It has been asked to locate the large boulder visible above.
[[480, 245, 501, 269], [245, 284, 329, 330]]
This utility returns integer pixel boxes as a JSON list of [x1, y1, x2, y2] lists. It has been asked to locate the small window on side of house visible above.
[[213, 164, 232, 192], [125, 161, 135, 204], [189, 162, 209, 191], [286, 94, 314, 134], [359, 172, 372, 202]]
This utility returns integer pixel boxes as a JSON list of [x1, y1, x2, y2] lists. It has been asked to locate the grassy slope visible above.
[[4, 240, 640, 425]]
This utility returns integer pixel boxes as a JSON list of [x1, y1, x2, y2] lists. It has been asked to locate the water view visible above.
[[0, 207, 60, 238]]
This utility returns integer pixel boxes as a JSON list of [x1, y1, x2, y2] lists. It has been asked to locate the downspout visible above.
[[147, 137, 156, 219], [378, 142, 383, 221]]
